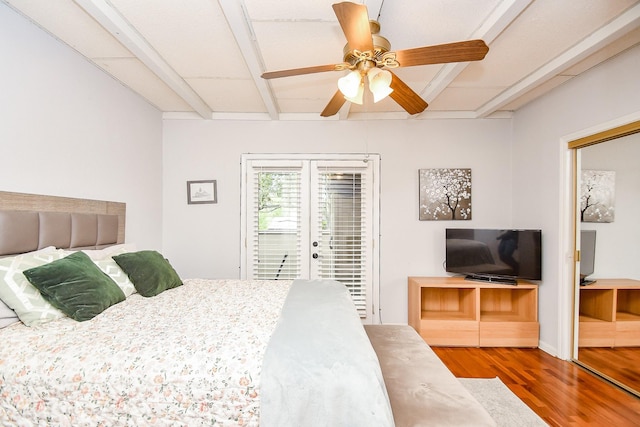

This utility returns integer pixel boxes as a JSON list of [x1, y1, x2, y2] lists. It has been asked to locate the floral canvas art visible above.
[[419, 168, 472, 221], [581, 170, 615, 223]]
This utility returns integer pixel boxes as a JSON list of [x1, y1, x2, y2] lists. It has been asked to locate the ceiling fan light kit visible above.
[[338, 66, 393, 104], [338, 70, 363, 98], [261, 2, 489, 117], [367, 67, 394, 103], [345, 81, 365, 105]]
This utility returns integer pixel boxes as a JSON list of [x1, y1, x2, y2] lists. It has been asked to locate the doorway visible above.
[[240, 153, 381, 323]]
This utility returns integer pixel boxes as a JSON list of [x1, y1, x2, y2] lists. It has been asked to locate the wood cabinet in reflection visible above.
[[579, 279, 640, 347]]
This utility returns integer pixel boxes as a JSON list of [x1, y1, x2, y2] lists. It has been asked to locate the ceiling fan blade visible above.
[[321, 90, 347, 117], [262, 64, 343, 79], [388, 72, 428, 115], [394, 40, 489, 67], [332, 2, 373, 52]]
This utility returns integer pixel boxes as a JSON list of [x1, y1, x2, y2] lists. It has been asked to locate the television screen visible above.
[[580, 230, 596, 285], [445, 229, 542, 283]]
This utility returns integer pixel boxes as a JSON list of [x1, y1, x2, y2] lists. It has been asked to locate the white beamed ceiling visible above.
[[3, 0, 640, 120]]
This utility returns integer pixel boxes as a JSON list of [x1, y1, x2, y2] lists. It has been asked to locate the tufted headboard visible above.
[[0, 191, 125, 257]]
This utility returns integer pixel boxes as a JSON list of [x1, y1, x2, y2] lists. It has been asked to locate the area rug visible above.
[[459, 377, 548, 426]]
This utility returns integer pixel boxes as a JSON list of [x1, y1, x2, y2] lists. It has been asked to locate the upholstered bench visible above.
[[365, 325, 496, 427]]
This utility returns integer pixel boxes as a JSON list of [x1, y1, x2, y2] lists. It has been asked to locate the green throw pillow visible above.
[[112, 250, 182, 297], [23, 251, 125, 322]]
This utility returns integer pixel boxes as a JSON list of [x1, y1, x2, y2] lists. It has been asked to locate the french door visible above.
[[240, 154, 380, 323]]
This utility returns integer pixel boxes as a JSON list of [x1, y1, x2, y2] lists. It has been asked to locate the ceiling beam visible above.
[[73, 0, 213, 119], [476, 2, 640, 117], [420, 0, 533, 108], [218, 0, 279, 120]]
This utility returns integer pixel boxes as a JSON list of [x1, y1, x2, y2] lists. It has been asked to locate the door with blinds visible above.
[[241, 154, 380, 323]]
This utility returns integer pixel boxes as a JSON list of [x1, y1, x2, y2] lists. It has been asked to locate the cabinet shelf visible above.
[[481, 311, 531, 322], [615, 311, 640, 322], [422, 310, 475, 321], [579, 314, 609, 323], [408, 277, 539, 347], [578, 279, 640, 347]]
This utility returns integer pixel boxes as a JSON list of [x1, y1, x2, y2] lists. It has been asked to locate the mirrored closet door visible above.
[[570, 121, 640, 396]]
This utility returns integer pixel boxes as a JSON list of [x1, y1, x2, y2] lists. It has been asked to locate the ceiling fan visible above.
[[261, 2, 489, 117]]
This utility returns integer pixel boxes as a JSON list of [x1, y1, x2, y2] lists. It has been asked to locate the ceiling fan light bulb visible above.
[[368, 68, 393, 102], [338, 70, 363, 98], [344, 82, 364, 105], [372, 86, 393, 103]]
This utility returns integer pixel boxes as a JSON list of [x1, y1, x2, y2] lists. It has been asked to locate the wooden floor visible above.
[[432, 347, 640, 426], [577, 347, 640, 393]]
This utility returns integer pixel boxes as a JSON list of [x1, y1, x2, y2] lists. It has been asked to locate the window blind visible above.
[[250, 168, 302, 280], [315, 170, 368, 316]]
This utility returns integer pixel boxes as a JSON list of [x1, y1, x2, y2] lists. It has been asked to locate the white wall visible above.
[[512, 44, 640, 356], [162, 118, 513, 323], [0, 4, 164, 250], [581, 133, 640, 279]]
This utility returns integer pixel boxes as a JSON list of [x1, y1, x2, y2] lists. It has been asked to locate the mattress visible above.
[[0, 278, 394, 427], [0, 279, 290, 426]]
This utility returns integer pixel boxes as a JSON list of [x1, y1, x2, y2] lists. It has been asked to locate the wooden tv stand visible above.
[[578, 278, 640, 347], [408, 276, 539, 347]]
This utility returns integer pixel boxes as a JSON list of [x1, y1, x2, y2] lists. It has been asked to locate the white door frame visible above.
[[240, 153, 381, 324]]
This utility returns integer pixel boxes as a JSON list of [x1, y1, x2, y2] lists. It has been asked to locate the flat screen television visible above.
[[580, 230, 596, 286], [445, 228, 542, 284]]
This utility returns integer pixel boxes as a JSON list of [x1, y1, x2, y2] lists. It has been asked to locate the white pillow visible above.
[[62, 244, 137, 297], [93, 257, 137, 297], [80, 243, 137, 260], [0, 297, 18, 328], [0, 247, 66, 326]]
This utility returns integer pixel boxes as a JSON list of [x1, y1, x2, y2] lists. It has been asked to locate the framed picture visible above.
[[187, 180, 217, 204], [419, 168, 472, 220], [581, 170, 615, 222]]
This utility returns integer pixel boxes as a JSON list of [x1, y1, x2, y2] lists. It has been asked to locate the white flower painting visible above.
[[419, 168, 472, 221], [581, 170, 615, 223]]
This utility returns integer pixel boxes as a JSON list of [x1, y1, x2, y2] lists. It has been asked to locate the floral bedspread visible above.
[[0, 279, 291, 426]]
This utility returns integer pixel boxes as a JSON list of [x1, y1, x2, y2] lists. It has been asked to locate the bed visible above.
[[1, 191, 498, 427], [0, 191, 394, 426]]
